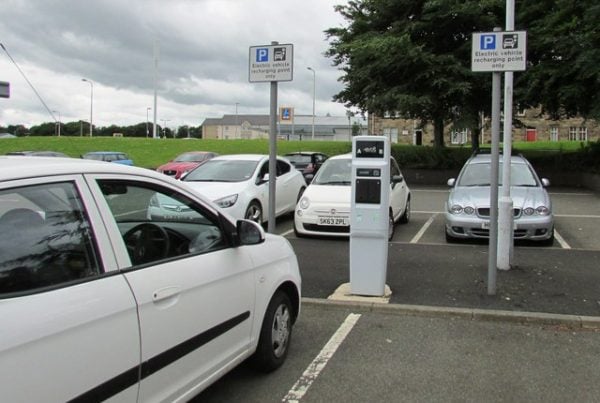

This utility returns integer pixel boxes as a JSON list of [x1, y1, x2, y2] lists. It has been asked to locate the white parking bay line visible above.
[[282, 313, 361, 403], [410, 214, 437, 244], [280, 229, 294, 237], [554, 230, 571, 249]]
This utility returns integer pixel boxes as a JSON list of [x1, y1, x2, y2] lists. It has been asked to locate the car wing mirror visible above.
[[541, 178, 550, 187], [236, 219, 265, 245], [257, 173, 270, 185], [447, 178, 456, 187]]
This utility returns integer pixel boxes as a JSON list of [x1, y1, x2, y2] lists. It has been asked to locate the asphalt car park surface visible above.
[[284, 186, 600, 316], [196, 185, 600, 402], [199, 304, 600, 402]]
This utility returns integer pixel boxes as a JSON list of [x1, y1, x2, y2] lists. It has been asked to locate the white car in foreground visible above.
[[294, 153, 411, 239], [0, 156, 301, 402], [182, 154, 306, 223]]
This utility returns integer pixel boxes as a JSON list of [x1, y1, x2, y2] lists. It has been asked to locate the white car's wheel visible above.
[[388, 210, 395, 241], [251, 291, 293, 372], [245, 201, 263, 223], [399, 197, 410, 224]]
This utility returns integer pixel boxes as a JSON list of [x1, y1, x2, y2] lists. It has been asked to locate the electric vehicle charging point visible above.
[[349, 136, 391, 296]]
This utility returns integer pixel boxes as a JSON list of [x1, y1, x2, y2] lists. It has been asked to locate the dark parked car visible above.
[[284, 151, 328, 182], [81, 151, 133, 166]]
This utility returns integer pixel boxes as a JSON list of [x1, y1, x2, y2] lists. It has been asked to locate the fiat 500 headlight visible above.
[[299, 197, 310, 209]]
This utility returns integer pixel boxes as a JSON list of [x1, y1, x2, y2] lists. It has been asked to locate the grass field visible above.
[[0, 136, 590, 169], [0, 137, 353, 169]]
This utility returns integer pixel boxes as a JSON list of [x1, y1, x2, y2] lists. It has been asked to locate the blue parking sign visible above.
[[480, 35, 496, 50], [256, 48, 269, 62]]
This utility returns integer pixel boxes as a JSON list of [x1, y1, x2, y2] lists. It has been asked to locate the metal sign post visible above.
[[498, 0, 517, 271], [249, 42, 294, 233], [472, 27, 527, 295]]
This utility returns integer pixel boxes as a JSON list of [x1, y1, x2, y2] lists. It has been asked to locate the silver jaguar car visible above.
[[445, 153, 554, 244]]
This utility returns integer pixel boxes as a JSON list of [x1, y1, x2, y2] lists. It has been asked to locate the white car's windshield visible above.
[[313, 159, 351, 185], [183, 160, 258, 182], [458, 162, 538, 187]]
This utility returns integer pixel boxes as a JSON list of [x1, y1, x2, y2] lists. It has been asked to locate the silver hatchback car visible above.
[[445, 153, 554, 244]]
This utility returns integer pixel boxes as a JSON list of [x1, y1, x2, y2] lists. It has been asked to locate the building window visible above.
[[383, 127, 399, 143], [451, 129, 468, 145], [550, 127, 559, 142], [569, 126, 588, 141]]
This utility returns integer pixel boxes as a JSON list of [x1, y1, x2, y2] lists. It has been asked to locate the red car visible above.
[[156, 151, 218, 179]]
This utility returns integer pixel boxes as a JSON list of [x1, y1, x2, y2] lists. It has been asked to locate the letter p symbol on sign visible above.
[[256, 48, 269, 62], [480, 35, 496, 50]]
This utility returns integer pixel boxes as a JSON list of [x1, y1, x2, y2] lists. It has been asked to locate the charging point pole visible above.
[[350, 136, 390, 296]]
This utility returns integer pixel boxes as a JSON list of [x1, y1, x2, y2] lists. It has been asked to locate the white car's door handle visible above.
[[153, 286, 181, 302]]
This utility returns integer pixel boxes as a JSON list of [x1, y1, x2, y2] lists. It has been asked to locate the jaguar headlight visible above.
[[463, 206, 475, 215], [450, 204, 463, 214], [536, 206, 550, 216]]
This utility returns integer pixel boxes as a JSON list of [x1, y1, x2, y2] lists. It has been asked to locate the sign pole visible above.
[[498, 0, 516, 270], [248, 41, 293, 232], [268, 41, 278, 234], [487, 27, 503, 296]]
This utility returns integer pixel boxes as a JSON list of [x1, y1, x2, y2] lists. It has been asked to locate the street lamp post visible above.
[[160, 119, 171, 138], [235, 102, 239, 139], [81, 78, 93, 137], [52, 110, 61, 137], [307, 67, 316, 140], [146, 107, 151, 138]]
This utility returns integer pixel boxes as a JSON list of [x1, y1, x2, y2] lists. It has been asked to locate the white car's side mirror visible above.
[[447, 178, 456, 187]]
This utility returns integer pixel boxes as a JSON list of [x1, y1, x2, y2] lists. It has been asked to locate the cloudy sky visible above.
[[0, 0, 352, 129]]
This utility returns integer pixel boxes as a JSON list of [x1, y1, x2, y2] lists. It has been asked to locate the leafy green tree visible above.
[[515, 0, 600, 120], [6, 125, 28, 136], [29, 122, 56, 136], [327, 1, 600, 147], [326, 0, 504, 147]]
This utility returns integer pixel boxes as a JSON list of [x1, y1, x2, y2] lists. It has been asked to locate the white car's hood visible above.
[[184, 180, 250, 201], [304, 184, 351, 204]]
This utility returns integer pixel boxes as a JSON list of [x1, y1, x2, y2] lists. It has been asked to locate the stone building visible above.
[[368, 108, 599, 145]]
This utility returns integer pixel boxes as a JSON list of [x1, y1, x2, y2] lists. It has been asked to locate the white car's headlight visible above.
[[299, 197, 310, 209], [215, 194, 238, 208]]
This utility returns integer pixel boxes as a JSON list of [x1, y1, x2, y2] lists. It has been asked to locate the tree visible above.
[[326, 0, 504, 147], [28, 122, 55, 136], [515, 0, 600, 120]]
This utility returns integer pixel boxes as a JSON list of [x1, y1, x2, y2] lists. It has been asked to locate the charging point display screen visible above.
[[355, 141, 385, 158]]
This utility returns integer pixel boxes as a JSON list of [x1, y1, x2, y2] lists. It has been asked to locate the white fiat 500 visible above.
[[0, 156, 301, 402], [294, 153, 411, 240]]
